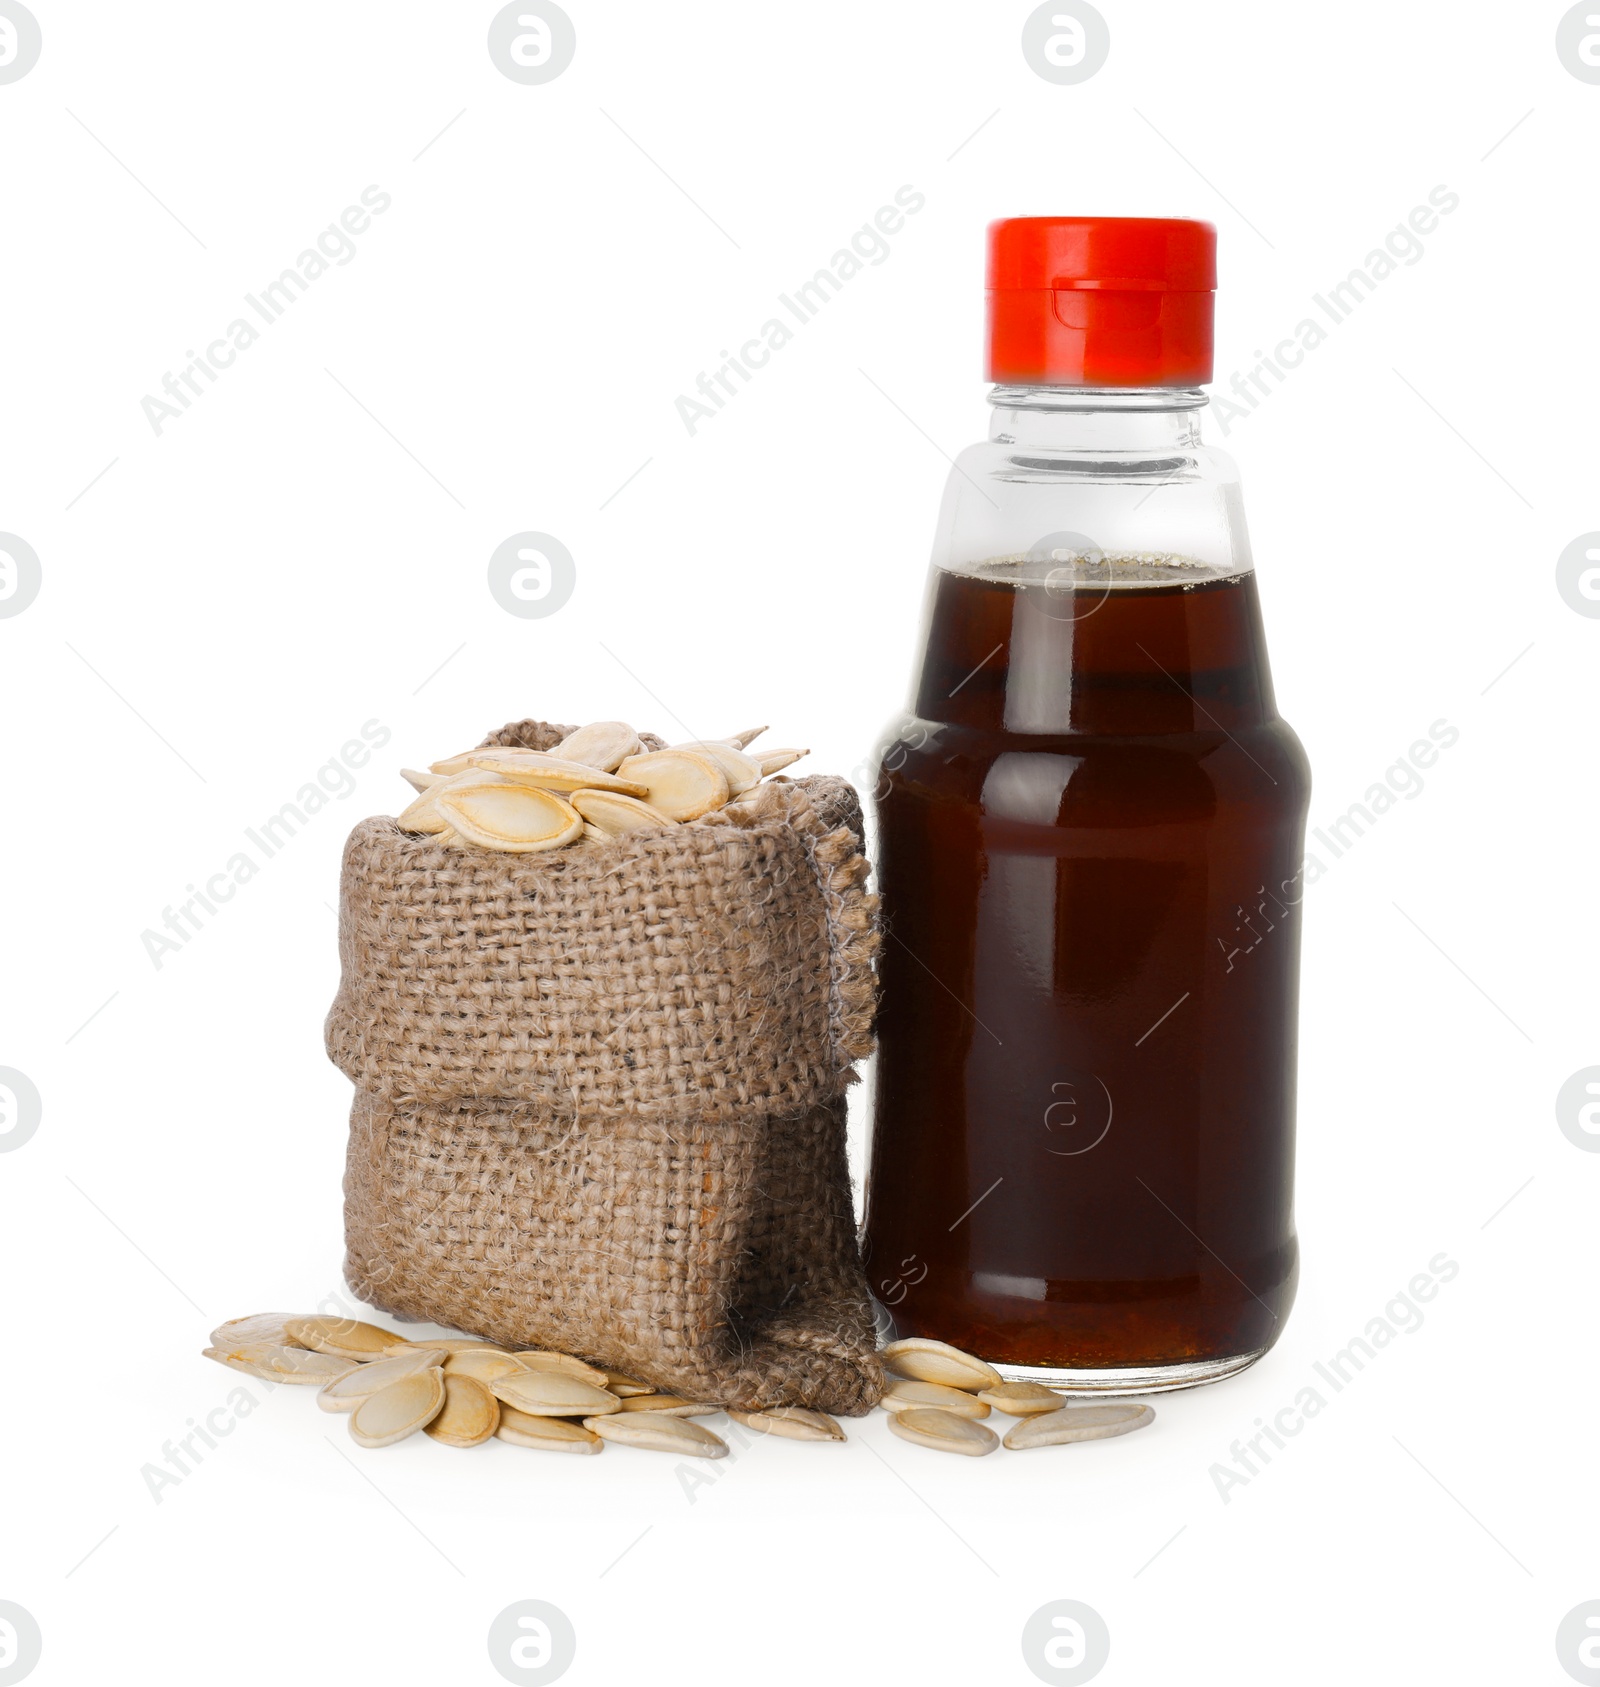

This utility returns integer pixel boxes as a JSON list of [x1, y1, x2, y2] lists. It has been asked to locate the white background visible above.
[[3, 2, 1595, 1683]]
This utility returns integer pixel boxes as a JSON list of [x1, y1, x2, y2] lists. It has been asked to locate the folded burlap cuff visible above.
[[326, 719, 884, 1413]]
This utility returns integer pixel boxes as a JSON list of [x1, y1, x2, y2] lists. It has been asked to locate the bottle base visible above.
[[994, 1347, 1269, 1397]]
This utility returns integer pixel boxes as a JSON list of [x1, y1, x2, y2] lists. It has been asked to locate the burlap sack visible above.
[[325, 719, 884, 1414]]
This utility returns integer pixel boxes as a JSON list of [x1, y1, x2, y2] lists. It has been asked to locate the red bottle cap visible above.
[[986, 217, 1216, 387]]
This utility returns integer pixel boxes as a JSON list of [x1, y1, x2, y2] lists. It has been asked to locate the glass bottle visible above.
[[863, 218, 1311, 1393]]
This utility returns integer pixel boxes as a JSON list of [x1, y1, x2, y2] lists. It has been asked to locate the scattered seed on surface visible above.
[[616, 1395, 721, 1417], [602, 1371, 654, 1397], [442, 1349, 525, 1385], [584, 1413, 729, 1458], [209, 1312, 301, 1353], [496, 1408, 604, 1454], [206, 1344, 355, 1384], [727, 1407, 845, 1442], [284, 1317, 407, 1362], [348, 1368, 447, 1449], [886, 1407, 999, 1458], [514, 1351, 611, 1387], [880, 1337, 1003, 1392], [1002, 1403, 1155, 1450], [317, 1349, 448, 1412], [489, 1370, 620, 1418], [424, 1373, 500, 1448], [880, 1378, 991, 1418], [975, 1381, 1065, 1416]]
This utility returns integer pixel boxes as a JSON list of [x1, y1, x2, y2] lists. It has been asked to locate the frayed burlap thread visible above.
[[327, 719, 884, 1413]]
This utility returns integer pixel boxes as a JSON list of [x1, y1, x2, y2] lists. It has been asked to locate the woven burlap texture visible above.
[[326, 719, 884, 1414]]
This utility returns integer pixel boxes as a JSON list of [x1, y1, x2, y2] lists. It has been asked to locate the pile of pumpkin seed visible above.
[[397, 720, 808, 852], [203, 1317, 1154, 1459]]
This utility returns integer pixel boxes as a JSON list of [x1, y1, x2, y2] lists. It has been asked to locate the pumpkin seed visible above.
[[435, 782, 583, 852], [397, 786, 449, 834], [720, 727, 768, 749], [614, 750, 729, 821], [316, 1348, 448, 1411], [754, 748, 808, 776], [374, 1338, 477, 1356], [428, 746, 490, 776], [975, 1381, 1065, 1416], [879, 1338, 1003, 1392], [583, 1413, 728, 1458], [442, 1348, 525, 1385], [886, 1407, 999, 1457], [880, 1378, 991, 1418], [569, 788, 676, 836], [425, 1373, 500, 1447], [208, 1312, 302, 1353], [670, 741, 762, 797], [1002, 1403, 1155, 1450], [727, 1407, 844, 1442], [553, 721, 642, 772], [615, 1395, 720, 1417], [721, 783, 784, 819], [489, 1371, 620, 1417], [496, 1407, 603, 1454], [284, 1316, 407, 1362], [202, 1346, 266, 1376], [399, 767, 515, 835], [602, 1372, 654, 1397], [206, 1343, 356, 1384], [400, 768, 444, 793], [349, 1368, 447, 1448], [465, 751, 649, 797], [514, 1351, 610, 1387]]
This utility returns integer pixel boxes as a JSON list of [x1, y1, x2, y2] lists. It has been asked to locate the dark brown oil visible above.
[[863, 562, 1310, 1372]]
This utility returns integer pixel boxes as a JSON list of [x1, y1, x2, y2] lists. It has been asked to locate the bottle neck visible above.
[[988, 385, 1206, 451]]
